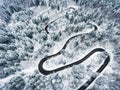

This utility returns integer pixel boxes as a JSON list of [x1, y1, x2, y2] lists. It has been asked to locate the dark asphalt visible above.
[[38, 7, 110, 90], [45, 7, 76, 34], [38, 33, 110, 89]]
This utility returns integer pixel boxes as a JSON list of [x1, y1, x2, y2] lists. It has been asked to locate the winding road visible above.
[[38, 7, 110, 90], [38, 48, 110, 75], [38, 32, 110, 89], [45, 7, 76, 34]]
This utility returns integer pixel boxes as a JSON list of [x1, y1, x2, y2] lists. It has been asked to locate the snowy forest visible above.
[[0, 0, 120, 90]]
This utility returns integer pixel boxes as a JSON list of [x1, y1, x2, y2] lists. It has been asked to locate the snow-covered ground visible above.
[[0, 0, 120, 90]]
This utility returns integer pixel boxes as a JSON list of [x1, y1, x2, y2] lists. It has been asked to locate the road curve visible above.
[[38, 6, 110, 90], [38, 33, 110, 90], [38, 48, 110, 75], [45, 7, 76, 34]]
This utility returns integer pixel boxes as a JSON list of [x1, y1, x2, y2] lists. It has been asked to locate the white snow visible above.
[[0, 0, 118, 90]]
